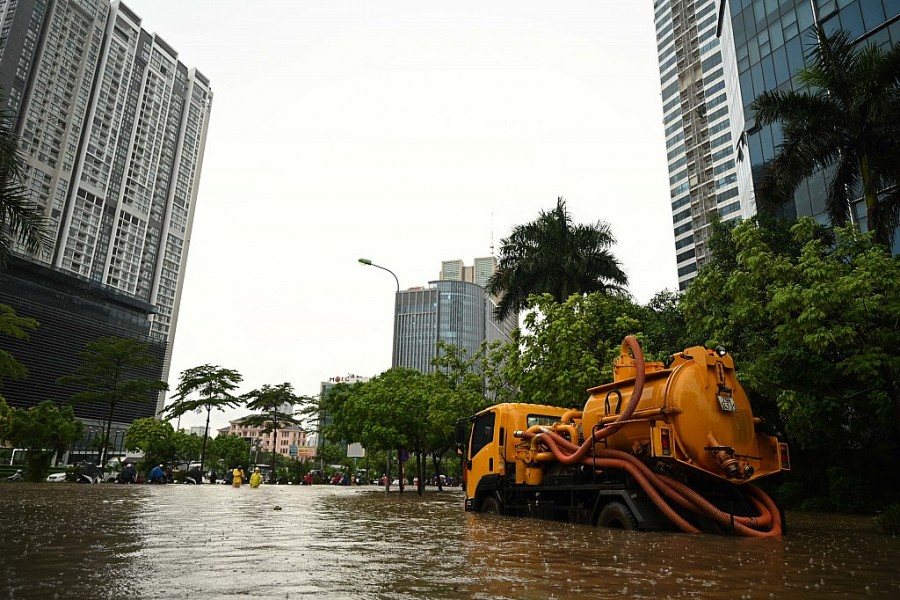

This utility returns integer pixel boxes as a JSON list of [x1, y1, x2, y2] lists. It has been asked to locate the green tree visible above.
[[207, 434, 251, 477], [172, 430, 203, 467], [681, 217, 900, 511], [164, 364, 243, 474], [241, 383, 304, 482], [752, 27, 900, 247], [124, 417, 175, 473], [59, 337, 168, 467], [508, 292, 654, 408], [486, 197, 627, 320], [5, 401, 83, 481], [0, 303, 37, 401], [0, 94, 47, 266], [325, 368, 425, 493]]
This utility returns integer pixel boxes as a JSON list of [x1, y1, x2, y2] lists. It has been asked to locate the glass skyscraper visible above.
[[395, 258, 516, 374], [654, 0, 900, 289]]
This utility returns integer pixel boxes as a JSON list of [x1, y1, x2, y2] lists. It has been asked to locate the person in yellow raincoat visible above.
[[232, 466, 245, 488], [249, 467, 263, 488]]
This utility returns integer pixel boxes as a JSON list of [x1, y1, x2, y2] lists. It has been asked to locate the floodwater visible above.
[[1, 483, 898, 599]]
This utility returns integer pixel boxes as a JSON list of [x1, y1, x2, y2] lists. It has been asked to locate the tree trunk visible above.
[[100, 401, 115, 467], [270, 419, 278, 483], [199, 408, 211, 477], [397, 448, 404, 494], [415, 448, 424, 496], [431, 452, 444, 491]]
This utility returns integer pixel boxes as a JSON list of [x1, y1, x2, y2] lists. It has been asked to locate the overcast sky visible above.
[[123, 1, 676, 432]]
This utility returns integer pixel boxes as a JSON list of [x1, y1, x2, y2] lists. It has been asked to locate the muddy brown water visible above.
[[1, 483, 898, 599]]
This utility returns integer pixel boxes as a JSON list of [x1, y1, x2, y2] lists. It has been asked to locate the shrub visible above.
[[874, 503, 900, 536]]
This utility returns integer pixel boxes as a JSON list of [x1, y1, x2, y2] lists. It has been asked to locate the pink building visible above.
[[217, 415, 316, 461]]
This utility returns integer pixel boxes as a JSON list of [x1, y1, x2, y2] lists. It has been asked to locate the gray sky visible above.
[[124, 1, 676, 432]]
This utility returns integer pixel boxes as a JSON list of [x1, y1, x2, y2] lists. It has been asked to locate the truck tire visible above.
[[596, 502, 638, 530], [480, 495, 501, 514]]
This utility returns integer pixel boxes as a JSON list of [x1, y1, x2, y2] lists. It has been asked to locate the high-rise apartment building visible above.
[[654, 0, 899, 289], [0, 1, 211, 449]]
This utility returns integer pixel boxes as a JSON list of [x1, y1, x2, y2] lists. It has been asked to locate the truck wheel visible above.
[[596, 502, 638, 530], [480, 496, 501, 514]]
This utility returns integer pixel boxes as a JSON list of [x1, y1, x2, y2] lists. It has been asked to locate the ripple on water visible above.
[[2, 484, 900, 598]]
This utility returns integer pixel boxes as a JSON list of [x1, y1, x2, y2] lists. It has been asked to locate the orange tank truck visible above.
[[459, 336, 790, 536]]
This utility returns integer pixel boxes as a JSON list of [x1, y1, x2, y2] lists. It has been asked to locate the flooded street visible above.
[[1, 483, 898, 599]]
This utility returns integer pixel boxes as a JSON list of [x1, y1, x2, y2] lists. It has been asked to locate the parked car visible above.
[[46, 472, 67, 483]]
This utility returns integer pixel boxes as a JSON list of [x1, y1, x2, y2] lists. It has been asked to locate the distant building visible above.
[[0, 0, 212, 458], [218, 416, 315, 461], [395, 258, 516, 374]]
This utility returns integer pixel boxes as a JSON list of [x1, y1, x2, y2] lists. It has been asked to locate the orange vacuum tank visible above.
[[582, 345, 784, 483]]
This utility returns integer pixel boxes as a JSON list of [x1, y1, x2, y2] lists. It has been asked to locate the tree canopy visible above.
[[0, 303, 37, 398], [165, 364, 243, 473], [242, 382, 304, 482], [681, 217, 900, 510], [486, 197, 627, 320], [4, 400, 83, 481], [124, 417, 176, 472], [59, 336, 168, 466]]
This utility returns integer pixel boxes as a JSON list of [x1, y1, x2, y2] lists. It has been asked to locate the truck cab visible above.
[[461, 404, 567, 512]]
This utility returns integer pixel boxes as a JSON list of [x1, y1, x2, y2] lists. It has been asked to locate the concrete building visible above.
[[653, 0, 899, 289], [0, 0, 211, 452], [218, 416, 315, 462]]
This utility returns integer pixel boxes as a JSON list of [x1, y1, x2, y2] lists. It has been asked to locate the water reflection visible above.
[[1, 483, 898, 599]]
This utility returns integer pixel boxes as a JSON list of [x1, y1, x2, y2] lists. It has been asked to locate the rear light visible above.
[[659, 427, 672, 456], [778, 442, 791, 470]]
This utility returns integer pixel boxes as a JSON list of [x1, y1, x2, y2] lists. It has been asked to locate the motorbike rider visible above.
[[148, 463, 167, 484], [118, 463, 137, 484]]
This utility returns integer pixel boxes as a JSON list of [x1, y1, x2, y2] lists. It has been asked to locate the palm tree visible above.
[[164, 364, 243, 476], [752, 26, 900, 247], [0, 94, 47, 266], [486, 197, 627, 320]]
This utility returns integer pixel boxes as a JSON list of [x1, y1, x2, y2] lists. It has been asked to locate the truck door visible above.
[[466, 410, 497, 501]]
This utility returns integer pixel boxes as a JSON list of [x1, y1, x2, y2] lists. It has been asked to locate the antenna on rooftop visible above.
[[490, 212, 495, 256]]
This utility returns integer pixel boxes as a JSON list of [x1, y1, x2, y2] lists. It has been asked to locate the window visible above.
[[470, 412, 495, 458]]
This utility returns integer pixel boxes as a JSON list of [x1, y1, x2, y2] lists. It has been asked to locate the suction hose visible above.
[[520, 335, 782, 537]]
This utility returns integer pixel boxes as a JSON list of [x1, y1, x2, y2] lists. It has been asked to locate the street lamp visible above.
[[357, 258, 399, 368], [358, 257, 404, 493]]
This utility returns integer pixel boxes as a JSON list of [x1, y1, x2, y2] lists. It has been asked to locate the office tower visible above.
[[654, 0, 899, 289], [397, 258, 516, 374], [0, 1, 212, 450], [440, 256, 497, 289]]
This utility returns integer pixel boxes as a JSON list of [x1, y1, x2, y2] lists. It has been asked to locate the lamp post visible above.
[[358, 257, 403, 493], [357, 258, 399, 368]]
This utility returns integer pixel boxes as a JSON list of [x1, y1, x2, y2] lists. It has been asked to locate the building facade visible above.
[[396, 258, 516, 374], [0, 1, 211, 449], [653, 0, 900, 289], [218, 416, 316, 462]]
